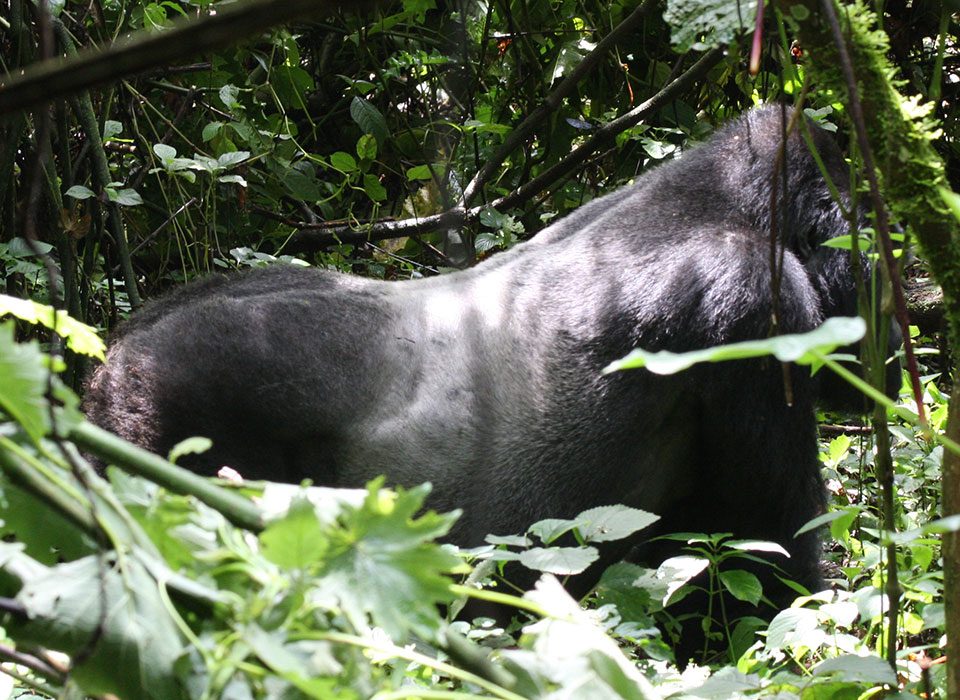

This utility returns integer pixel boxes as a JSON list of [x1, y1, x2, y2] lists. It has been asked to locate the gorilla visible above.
[[84, 105, 897, 639]]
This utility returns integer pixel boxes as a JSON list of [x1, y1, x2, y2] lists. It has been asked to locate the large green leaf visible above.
[[0, 295, 105, 360], [260, 497, 329, 569], [577, 505, 660, 543], [12, 554, 186, 699], [349, 97, 390, 145], [605, 317, 866, 375], [664, 0, 759, 51], [0, 323, 49, 442], [518, 546, 599, 575], [297, 482, 461, 637]]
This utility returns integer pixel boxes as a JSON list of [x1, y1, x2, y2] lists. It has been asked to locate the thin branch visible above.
[[53, 20, 142, 308], [461, 0, 657, 206], [0, 643, 65, 683], [68, 422, 265, 533], [0, 0, 347, 115], [284, 208, 472, 252]]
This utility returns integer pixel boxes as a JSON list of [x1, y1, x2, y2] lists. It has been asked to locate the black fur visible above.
[[84, 106, 895, 636]]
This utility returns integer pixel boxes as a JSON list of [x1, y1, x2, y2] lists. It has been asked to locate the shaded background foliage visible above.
[[3, 0, 956, 343], [1, 0, 960, 696]]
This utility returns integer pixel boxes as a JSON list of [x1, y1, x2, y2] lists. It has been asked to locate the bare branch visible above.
[[0, 0, 350, 115], [284, 208, 472, 253]]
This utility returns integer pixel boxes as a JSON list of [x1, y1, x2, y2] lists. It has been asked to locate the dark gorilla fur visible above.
[[85, 105, 897, 638]]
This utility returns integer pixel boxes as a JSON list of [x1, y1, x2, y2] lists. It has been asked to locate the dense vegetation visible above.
[[1, 0, 959, 697]]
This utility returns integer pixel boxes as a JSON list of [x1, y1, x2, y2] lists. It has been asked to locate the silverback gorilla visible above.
[[84, 105, 897, 634]]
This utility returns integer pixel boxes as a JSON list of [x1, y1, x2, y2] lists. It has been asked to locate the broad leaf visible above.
[[310, 482, 461, 637], [718, 569, 763, 604], [0, 295, 106, 360], [518, 546, 599, 575], [577, 505, 659, 543], [350, 97, 390, 145], [605, 317, 866, 375]]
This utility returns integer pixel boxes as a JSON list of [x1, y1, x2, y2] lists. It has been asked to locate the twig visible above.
[[0, 643, 64, 683], [53, 19, 142, 308]]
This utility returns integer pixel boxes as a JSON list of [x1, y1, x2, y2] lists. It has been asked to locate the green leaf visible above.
[[188, 154, 219, 172], [664, 0, 759, 51], [819, 600, 859, 627], [681, 668, 763, 697], [821, 234, 874, 251], [153, 143, 177, 161], [605, 316, 866, 374], [922, 513, 960, 534], [462, 119, 511, 135], [65, 185, 96, 200], [576, 505, 659, 543], [633, 555, 709, 606], [13, 555, 184, 699], [0, 324, 49, 442], [349, 96, 390, 144], [518, 546, 599, 575], [272, 65, 315, 107], [6, 237, 53, 257], [245, 626, 344, 698], [812, 654, 897, 684], [485, 533, 531, 547], [102, 120, 123, 140], [0, 295, 105, 360], [219, 84, 240, 110], [718, 569, 763, 604], [764, 606, 819, 649], [330, 151, 358, 173], [528, 516, 587, 544], [725, 540, 789, 556], [795, 506, 861, 536], [594, 562, 656, 623], [405, 164, 438, 181], [362, 174, 387, 202], [217, 150, 250, 169], [939, 186, 960, 222], [218, 174, 247, 186], [310, 482, 461, 637], [0, 477, 95, 564], [109, 188, 144, 207], [167, 436, 212, 464], [282, 169, 322, 202], [201, 121, 223, 142], [356, 134, 377, 161], [260, 497, 328, 569]]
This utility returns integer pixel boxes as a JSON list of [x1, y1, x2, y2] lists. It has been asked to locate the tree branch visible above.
[[0, 0, 350, 115]]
